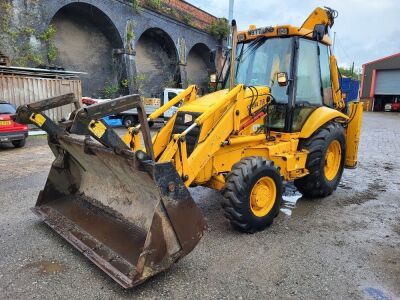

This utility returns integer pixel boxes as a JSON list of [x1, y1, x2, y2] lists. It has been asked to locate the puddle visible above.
[[338, 182, 352, 190], [281, 194, 302, 216], [363, 287, 392, 300], [280, 183, 302, 216], [23, 260, 66, 275], [29, 130, 47, 136]]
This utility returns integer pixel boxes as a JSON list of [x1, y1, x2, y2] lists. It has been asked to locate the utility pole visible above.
[[227, 0, 234, 49], [332, 31, 336, 53], [351, 62, 354, 77]]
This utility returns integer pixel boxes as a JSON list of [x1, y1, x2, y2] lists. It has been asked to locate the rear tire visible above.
[[123, 116, 137, 128], [12, 139, 26, 148], [294, 122, 345, 198], [222, 157, 282, 233]]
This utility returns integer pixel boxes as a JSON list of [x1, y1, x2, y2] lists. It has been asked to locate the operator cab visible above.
[[222, 9, 337, 133]]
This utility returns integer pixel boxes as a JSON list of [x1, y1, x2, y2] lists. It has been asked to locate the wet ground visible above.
[[0, 112, 399, 299]]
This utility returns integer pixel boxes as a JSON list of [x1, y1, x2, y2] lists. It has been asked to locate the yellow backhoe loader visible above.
[[15, 7, 362, 288]]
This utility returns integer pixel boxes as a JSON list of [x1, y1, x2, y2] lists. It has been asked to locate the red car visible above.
[[392, 101, 400, 112], [0, 101, 28, 148]]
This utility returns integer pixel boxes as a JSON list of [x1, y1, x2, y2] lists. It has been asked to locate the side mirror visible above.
[[312, 24, 326, 41], [277, 72, 289, 87]]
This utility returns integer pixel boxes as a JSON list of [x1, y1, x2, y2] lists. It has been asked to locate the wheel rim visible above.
[[125, 119, 132, 127], [250, 176, 276, 217], [324, 140, 342, 181]]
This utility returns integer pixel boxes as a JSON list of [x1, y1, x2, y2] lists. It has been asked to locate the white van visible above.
[[119, 88, 184, 127]]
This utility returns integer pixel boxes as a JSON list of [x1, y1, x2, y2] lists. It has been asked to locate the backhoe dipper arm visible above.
[[330, 54, 345, 110], [300, 7, 336, 32]]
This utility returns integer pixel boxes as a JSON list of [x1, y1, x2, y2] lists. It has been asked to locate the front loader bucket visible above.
[[15, 94, 206, 288], [35, 136, 206, 288]]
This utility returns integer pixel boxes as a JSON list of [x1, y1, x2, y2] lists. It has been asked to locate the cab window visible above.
[[319, 44, 333, 107], [234, 37, 293, 103], [292, 39, 323, 131], [295, 39, 322, 105]]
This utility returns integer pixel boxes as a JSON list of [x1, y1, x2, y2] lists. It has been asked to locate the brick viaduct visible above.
[[36, 0, 219, 97]]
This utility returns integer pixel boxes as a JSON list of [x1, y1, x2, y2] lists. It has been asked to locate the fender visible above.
[[299, 106, 348, 139]]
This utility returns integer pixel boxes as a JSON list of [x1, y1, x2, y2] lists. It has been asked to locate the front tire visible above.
[[294, 122, 346, 198], [12, 139, 26, 148], [222, 157, 283, 233]]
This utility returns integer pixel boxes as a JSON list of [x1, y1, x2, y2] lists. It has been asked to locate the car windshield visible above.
[[234, 37, 293, 103], [0, 103, 16, 114]]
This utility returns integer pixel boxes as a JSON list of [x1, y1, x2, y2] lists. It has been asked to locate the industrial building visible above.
[[360, 53, 400, 111]]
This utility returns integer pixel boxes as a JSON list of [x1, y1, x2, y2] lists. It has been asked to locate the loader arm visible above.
[[122, 85, 198, 153], [156, 84, 272, 186]]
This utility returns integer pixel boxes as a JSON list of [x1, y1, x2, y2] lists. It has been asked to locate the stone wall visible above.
[[0, 0, 220, 98]]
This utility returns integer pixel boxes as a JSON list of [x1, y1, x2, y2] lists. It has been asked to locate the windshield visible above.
[[234, 37, 293, 103], [0, 103, 16, 114]]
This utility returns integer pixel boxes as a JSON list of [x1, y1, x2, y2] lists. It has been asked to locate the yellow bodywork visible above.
[[345, 102, 363, 168], [123, 87, 361, 190], [121, 6, 362, 190], [238, 7, 333, 45], [299, 106, 348, 139]]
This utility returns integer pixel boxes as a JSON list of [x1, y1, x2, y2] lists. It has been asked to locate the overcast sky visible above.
[[188, 0, 400, 70]]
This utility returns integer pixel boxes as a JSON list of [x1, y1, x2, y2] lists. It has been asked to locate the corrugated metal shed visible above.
[[0, 66, 83, 121], [360, 53, 400, 98]]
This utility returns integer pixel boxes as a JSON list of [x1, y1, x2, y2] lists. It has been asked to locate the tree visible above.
[[338, 66, 361, 81]]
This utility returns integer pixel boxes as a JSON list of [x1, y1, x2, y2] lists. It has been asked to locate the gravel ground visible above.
[[0, 112, 399, 299]]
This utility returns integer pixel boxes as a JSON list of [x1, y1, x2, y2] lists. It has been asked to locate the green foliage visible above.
[[121, 79, 129, 89], [209, 18, 230, 40], [47, 44, 58, 62], [1, 1, 16, 38], [131, 0, 143, 13], [40, 25, 56, 42], [13, 43, 44, 67], [339, 67, 361, 81], [103, 82, 120, 98], [0, 1, 58, 67], [40, 25, 59, 63], [134, 73, 148, 94], [21, 26, 36, 36], [126, 21, 136, 53], [181, 13, 192, 25], [146, 0, 161, 10]]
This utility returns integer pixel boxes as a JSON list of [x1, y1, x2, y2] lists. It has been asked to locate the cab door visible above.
[[291, 38, 333, 132]]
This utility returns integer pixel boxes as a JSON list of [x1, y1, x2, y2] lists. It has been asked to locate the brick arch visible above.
[[135, 27, 181, 97], [44, 1, 124, 47], [49, 2, 124, 97], [186, 43, 212, 93]]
